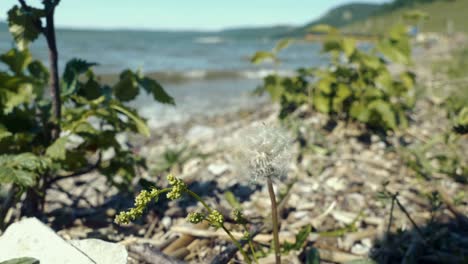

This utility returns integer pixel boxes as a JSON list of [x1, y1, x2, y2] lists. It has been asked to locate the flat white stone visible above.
[[69, 239, 128, 264], [0, 218, 94, 264]]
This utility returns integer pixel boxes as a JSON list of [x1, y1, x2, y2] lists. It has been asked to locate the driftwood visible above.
[[170, 225, 302, 244], [127, 243, 186, 264]]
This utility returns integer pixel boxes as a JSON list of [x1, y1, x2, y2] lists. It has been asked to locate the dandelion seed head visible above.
[[232, 124, 293, 183]]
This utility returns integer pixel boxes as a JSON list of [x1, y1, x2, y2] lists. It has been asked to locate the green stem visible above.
[[222, 225, 252, 264], [267, 177, 281, 264], [186, 189, 251, 263], [243, 223, 259, 264], [187, 190, 211, 212]]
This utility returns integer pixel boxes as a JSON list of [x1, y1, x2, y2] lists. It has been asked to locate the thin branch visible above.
[[46, 153, 101, 186], [393, 193, 425, 239]]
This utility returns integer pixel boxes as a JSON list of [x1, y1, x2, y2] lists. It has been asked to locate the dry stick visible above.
[[393, 194, 425, 239], [267, 177, 281, 264], [436, 187, 468, 227]]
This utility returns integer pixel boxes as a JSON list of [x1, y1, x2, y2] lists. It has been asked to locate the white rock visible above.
[[183, 158, 203, 175], [161, 216, 172, 229], [207, 163, 229, 176], [69, 239, 128, 264], [351, 242, 370, 255], [186, 125, 215, 143], [0, 218, 94, 264]]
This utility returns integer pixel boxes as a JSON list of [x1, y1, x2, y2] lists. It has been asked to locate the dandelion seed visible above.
[[233, 124, 293, 183]]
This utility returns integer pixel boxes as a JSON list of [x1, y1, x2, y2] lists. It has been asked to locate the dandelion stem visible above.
[[267, 177, 281, 264]]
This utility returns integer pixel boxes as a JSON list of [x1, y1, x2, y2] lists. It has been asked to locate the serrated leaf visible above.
[[110, 103, 150, 137], [0, 257, 39, 264], [250, 51, 276, 64], [113, 70, 139, 102], [28, 60, 49, 83], [78, 77, 102, 100], [0, 166, 35, 187], [45, 136, 69, 160], [138, 77, 175, 105], [0, 48, 32, 74], [7, 6, 43, 50], [62, 58, 98, 95]]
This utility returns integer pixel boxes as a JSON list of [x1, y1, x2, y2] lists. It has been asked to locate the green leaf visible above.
[[78, 77, 102, 100], [45, 136, 69, 160], [28, 60, 49, 83], [0, 257, 39, 264], [110, 103, 150, 137], [0, 166, 36, 187], [224, 191, 241, 209], [0, 48, 32, 74], [305, 248, 321, 264], [313, 94, 330, 113], [350, 101, 370, 122], [138, 77, 175, 105], [7, 6, 43, 50], [113, 70, 139, 102], [377, 41, 410, 65], [273, 38, 294, 53], [62, 59, 98, 95], [368, 99, 397, 129], [342, 38, 356, 58], [250, 51, 276, 64], [333, 84, 352, 111]]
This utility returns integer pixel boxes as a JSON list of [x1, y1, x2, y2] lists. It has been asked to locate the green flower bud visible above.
[[186, 212, 205, 224], [207, 210, 224, 228]]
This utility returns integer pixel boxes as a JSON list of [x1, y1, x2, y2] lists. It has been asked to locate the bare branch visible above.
[[46, 153, 102, 186]]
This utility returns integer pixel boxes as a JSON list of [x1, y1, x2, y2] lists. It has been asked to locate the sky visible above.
[[0, 0, 389, 31]]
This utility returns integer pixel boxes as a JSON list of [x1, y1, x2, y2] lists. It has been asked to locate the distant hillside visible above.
[[287, 3, 382, 37], [343, 0, 468, 34]]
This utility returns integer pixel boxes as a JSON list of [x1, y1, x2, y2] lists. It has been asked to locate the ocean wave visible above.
[[194, 36, 225, 44], [149, 69, 295, 82]]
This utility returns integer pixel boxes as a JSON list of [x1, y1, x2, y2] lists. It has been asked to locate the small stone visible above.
[[161, 216, 172, 229], [186, 125, 215, 143], [351, 243, 370, 255], [207, 163, 229, 176]]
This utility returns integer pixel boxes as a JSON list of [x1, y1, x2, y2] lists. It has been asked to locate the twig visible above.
[[170, 225, 302, 244], [436, 187, 468, 227], [386, 195, 396, 234], [47, 154, 101, 186], [393, 193, 425, 239], [315, 248, 362, 263]]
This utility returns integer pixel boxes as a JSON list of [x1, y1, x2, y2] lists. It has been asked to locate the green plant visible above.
[[254, 24, 416, 131], [115, 174, 253, 264], [0, 0, 174, 220]]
